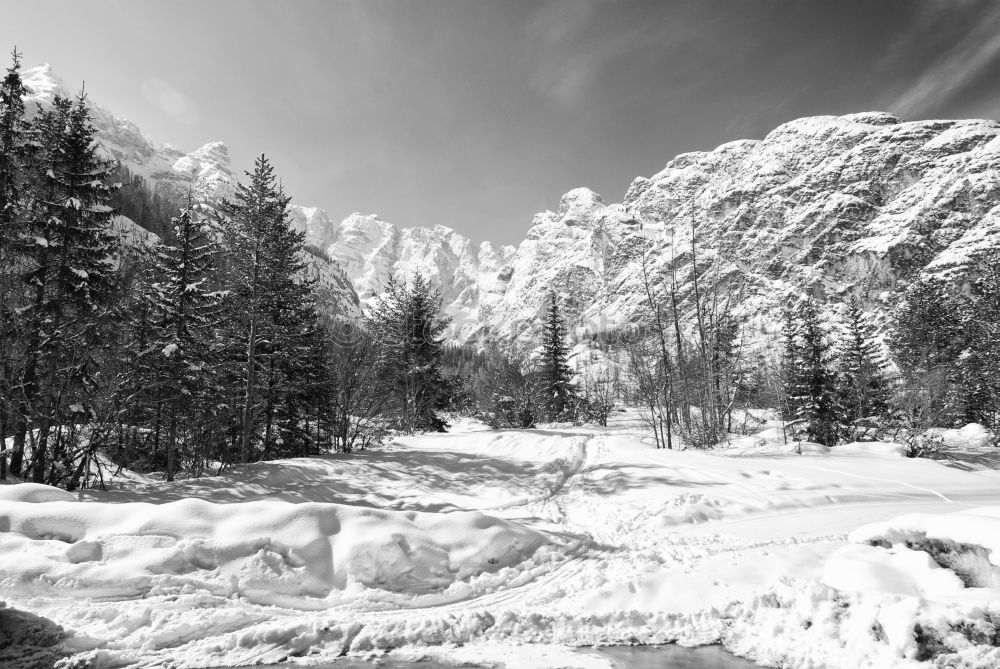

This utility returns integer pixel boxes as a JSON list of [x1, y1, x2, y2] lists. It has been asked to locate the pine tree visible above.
[[539, 292, 575, 421], [220, 155, 320, 462], [9, 92, 120, 482], [0, 48, 30, 479], [783, 298, 839, 446], [134, 200, 224, 479], [888, 276, 968, 428], [836, 297, 889, 433], [964, 251, 1000, 432], [367, 274, 450, 432]]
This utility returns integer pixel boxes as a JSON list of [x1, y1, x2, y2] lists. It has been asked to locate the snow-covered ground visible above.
[[1, 413, 999, 668]]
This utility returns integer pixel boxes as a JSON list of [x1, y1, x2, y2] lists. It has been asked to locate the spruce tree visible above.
[[220, 155, 319, 462], [136, 200, 224, 479], [0, 48, 30, 478], [367, 274, 450, 432], [539, 292, 575, 421], [964, 252, 1000, 432], [888, 276, 968, 427], [783, 298, 839, 446], [10, 92, 120, 481], [837, 297, 888, 432]]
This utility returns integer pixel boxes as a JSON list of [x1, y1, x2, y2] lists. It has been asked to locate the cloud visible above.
[[140, 77, 200, 125], [524, 1, 599, 105], [888, 4, 1000, 117]]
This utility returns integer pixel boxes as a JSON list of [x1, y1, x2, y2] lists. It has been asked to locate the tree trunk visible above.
[[240, 318, 258, 463], [166, 407, 176, 482]]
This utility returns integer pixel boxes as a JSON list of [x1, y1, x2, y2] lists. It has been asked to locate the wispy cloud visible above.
[[888, 3, 1000, 117], [524, 1, 598, 105], [523, 1, 689, 107]]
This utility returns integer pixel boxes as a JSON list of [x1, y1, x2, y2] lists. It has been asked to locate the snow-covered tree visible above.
[[783, 298, 839, 446], [366, 274, 450, 432], [220, 155, 320, 462], [0, 48, 31, 478], [129, 201, 224, 479], [888, 276, 968, 429], [963, 252, 1000, 433], [836, 297, 888, 433], [9, 92, 120, 481], [539, 292, 576, 421]]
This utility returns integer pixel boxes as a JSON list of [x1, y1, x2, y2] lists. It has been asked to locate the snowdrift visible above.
[[0, 495, 549, 603]]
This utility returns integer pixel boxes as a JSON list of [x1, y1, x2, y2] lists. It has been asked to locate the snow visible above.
[[2, 413, 1000, 667]]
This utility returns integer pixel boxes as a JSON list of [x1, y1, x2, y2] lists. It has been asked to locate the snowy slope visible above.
[[2, 414, 999, 667]]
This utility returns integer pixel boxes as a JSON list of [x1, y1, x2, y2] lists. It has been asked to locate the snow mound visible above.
[[722, 428, 828, 455], [835, 441, 908, 458], [846, 506, 1000, 589], [936, 423, 995, 449], [0, 498, 550, 602], [0, 482, 77, 503]]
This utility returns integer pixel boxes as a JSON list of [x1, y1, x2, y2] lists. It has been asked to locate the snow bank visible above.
[[0, 496, 550, 603], [722, 428, 828, 455], [846, 506, 1000, 589], [744, 507, 1000, 667], [0, 482, 77, 503], [934, 423, 995, 449], [836, 441, 908, 458]]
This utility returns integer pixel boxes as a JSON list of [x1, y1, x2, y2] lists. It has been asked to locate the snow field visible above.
[[0, 414, 999, 667]]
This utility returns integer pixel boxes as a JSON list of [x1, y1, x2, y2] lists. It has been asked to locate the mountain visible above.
[[24, 63, 1000, 351], [21, 64, 361, 321], [334, 112, 1000, 350]]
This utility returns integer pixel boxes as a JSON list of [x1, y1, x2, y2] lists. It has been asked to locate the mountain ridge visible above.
[[22, 63, 1000, 351]]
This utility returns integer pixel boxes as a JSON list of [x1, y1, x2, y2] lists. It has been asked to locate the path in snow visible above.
[[1, 413, 999, 668]]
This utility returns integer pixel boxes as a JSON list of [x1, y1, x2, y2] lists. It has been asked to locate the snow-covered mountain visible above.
[[25, 63, 1000, 349], [21, 64, 361, 321], [322, 111, 1000, 350]]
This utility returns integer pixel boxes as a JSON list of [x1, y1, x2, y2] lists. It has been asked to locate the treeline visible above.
[[602, 227, 1000, 452], [783, 266, 1000, 451], [0, 52, 462, 487], [458, 295, 606, 429]]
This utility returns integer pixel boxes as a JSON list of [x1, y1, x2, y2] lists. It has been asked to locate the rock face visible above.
[[324, 214, 516, 342], [322, 111, 1000, 349], [26, 62, 1000, 349]]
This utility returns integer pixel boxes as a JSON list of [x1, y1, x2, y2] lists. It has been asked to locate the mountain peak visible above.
[[22, 62, 65, 100]]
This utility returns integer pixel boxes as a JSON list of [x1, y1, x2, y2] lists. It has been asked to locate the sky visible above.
[[4, 0, 1000, 245]]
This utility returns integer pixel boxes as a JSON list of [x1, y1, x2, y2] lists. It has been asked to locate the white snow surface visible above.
[[2, 415, 1000, 668]]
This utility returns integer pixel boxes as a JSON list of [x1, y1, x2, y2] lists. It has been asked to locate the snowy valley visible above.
[[2, 415, 1000, 668], [3, 19, 1000, 669]]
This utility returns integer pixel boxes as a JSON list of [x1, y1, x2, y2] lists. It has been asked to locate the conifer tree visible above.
[[539, 292, 576, 420], [963, 252, 1000, 432], [367, 274, 450, 432], [133, 200, 224, 479], [0, 48, 30, 478], [888, 276, 968, 427], [783, 298, 839, 446], [837, 297, 888, 431], [9, 92, 120, 481], [220, 155, 319, 462]]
